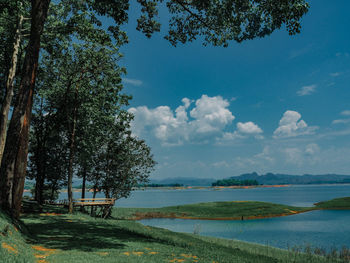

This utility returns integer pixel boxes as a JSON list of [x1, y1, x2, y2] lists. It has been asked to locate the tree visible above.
[[0, 0, 309, 217], [86, 113, 156, 217]]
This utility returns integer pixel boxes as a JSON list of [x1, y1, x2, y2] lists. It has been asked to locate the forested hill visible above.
[[151, 173, 350, 186], [231, 172, 350, 185], [150, 177, 216, 186]]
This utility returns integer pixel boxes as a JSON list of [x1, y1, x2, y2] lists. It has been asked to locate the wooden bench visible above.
[[72, 198, 116, 207], [44, 198, 116, 218]]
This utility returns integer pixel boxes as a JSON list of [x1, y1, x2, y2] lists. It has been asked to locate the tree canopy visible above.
[[0, 0, 309, 218]]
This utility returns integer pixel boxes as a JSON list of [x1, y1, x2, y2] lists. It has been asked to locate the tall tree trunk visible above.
[[0, 14, 24, 164], [81, 166, 86, 199], [80, 165, 86, 212], [67, 85, 79, 213], [67, 118, 76, 213], [34, 98, 47, 205], [91, 185, 97, 216], [0, 0, 51, 218], [34, 169, 44, 204]]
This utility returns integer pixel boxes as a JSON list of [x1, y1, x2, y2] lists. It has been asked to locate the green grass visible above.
[[1, 197, 350, 262], [6, 205, 335, 263], [314, 197, 350, 209], [113, 201, 312, 220], [0, 210, 36, 263]]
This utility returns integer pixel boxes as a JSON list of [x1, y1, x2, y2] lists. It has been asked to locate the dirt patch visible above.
[[1, 242, 18, 254], [32, 245, 57, 253]]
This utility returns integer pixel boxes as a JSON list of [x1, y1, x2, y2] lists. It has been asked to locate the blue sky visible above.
[[118, 1, 350, 179]]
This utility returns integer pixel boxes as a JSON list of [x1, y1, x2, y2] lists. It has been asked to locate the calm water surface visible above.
[[140, 210, 350, 250], [62, 184, 350, 208]]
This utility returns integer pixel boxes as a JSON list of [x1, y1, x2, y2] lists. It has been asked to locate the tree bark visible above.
[[81, 166, 86, 199], [0, 0, 51, 218], [80, 165, 86, 212], [0, 14, 24, 164], [67, 84, 79, 213]]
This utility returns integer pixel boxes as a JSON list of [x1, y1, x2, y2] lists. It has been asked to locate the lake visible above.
[[60, 183, 350, 208], [52, 184, 350, 250], [140, 210, 350, 250]]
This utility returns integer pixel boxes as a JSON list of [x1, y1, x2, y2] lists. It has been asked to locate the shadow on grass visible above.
[[22, 205, 155, 252]]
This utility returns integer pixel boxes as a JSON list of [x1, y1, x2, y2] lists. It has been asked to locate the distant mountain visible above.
[[150, 177, 216, 186], [233, 172, 350, 185]]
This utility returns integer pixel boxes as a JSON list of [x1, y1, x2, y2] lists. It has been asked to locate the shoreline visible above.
[[131, 209, 312, 221]]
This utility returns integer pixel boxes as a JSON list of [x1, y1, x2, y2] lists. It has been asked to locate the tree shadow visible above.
[[22, 206, 157, 252]]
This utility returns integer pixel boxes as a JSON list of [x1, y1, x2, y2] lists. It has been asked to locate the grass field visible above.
[[0, 197, 350, 262]]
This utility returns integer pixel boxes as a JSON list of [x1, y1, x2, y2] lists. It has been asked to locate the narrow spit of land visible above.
[[0, 197, 349, 263], [114, 197, 350, 220], [114, 201, 311, 220]]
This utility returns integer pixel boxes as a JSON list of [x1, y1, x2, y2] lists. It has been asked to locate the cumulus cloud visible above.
[[189, 95, 235, 133], [297, 85, 317, 96], [273, 110, 318, 138], [129, 95, 238, 145], [129, 95, 265, 145], [237, 122, 263, 135], [216, 121, 263, 143]]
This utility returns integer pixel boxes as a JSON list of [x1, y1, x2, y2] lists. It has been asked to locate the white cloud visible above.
[[305, 143, 320, 155], [129, 95, 266, 146], [237, 122, 263, 135], [331, 110, 350, 125], [123, 78, 143, 86], [216, 121, 263, 143], [297, 85, 317, 96], [341, 110, 350, 116], [129, 95, 237, 145], [189, 95, 235, 133], [273, 110, 318, 138]]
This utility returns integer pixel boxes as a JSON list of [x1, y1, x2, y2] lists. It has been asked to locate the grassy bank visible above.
[[114, 197, 350, 220], [113, 201, 313, 220], [314, 197, 350, 209], [0, 205, 336, 263]]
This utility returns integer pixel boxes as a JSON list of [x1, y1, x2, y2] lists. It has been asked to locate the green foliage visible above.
[[163, 0, 309, 47], [28, 0, 156, 205], [0, 0, 30, 104], [30, 185, 59, 201], [212, 179, 259, 186]]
